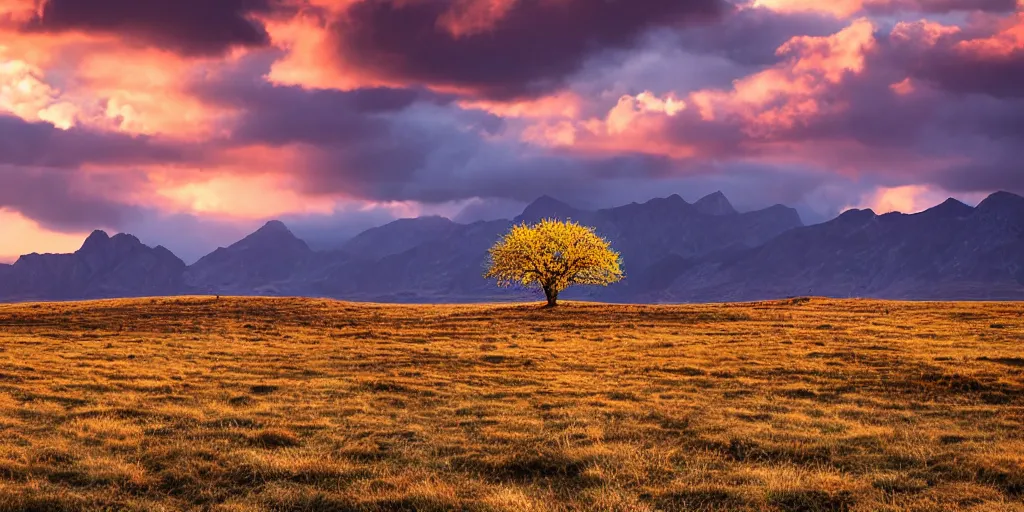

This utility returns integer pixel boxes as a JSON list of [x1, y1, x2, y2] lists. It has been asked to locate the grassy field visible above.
[[0, 297, 1021, 511]]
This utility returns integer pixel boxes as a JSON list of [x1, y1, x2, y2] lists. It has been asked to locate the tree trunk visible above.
[[543, 286, 559, 308]]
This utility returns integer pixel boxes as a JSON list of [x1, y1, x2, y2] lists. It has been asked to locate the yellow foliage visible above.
[[485, 219, 623, 306]]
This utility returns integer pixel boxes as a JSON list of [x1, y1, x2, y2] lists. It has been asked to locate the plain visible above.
[[0, 297, 1021, 511]]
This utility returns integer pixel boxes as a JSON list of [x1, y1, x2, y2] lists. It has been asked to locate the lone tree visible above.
[[485, 219, 624, 307]]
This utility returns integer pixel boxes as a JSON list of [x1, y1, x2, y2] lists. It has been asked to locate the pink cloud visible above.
[[751, 0, 1017, 18], [438, 0, 519, 38], [551, 19, 878, 158], [955, 12, 1024, 56]]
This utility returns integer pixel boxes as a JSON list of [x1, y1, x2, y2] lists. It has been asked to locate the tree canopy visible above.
[[485, 219, 624, 307]]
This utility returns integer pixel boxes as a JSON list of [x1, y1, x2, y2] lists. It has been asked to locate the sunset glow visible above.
[[0, 0, 1020, 257], [0, 209, 91, 262]]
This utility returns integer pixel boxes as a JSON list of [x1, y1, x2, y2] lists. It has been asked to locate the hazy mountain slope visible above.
[[316, 219, 515, 301], [593, 195, 802, 270], [693, 191, 739, 216], [341, 216, 461, 261], [184, 221, 313, 294], [665, 192, 1024, 301]]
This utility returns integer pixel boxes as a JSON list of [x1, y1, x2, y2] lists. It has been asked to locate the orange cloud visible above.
[[842, 184, 985, 214], [158, 173, 337, 219], [955, 12, 1024, 57], [691, 18, 877, 135], [890, 77, 915, 94], [438, 0, 518, 38], [751, 0, 1005, 18], [547, 20, 879, 160], [752, 0, 866, 18], [0, 27, 234, 137], [605, 91, 686, 134], [74, 47, 231, 137], [0, 54, 78, 128], [560, 92, 697, 158], [0, 0, 41, 23], [890, 19, 961, 46], [143, 145, 346, 219], [522, 120, 577, 147], [460, 91, 583, 119], [264, 11, 365, 91]]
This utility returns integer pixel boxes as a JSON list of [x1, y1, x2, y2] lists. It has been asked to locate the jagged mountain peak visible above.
[[256, 220, 292, 234], [694, 191, 737, 216], [916, 198, 973, 219], [340, 215, 462, 260], [641, 194, 690, 208], [232, 220, 308, 250], [517, 195, 581, 223], [833, 208, 877, 227], [524, 195, 571, 210], [79, 230, 111, 253], [977, 190, 1024, 214]]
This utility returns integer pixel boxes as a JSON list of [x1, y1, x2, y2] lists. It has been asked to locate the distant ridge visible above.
[[1, 191, 1023, 303], [342, 216, 459, 260], [184, 220, 312, 294], [0, 229, 186, 301]]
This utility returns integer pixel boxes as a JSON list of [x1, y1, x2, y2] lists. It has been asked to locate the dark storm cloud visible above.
[[0, 116, 200, 233], [0, 167, 145, 232], [190, 63, 696, 220], [874, 16, 1024, 99], [201, 84, 452, 147], [272, 99, 681, 206], [315, 148, 679, 206], [911, 50, 1024, 99], [675, 7, 845, 66], [935, 157, 1024, 195], [0, 115, 189, 168], [21, 0, 281, 56], [328, 0, 728, 99], [185, 59, 512, 199], [187, 54, 464, 146]]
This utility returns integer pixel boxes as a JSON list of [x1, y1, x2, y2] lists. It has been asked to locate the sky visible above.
[[1, 0, 1022, 263]]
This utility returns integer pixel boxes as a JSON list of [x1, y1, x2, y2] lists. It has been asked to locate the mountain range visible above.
[[2, 191, 1022, 303]]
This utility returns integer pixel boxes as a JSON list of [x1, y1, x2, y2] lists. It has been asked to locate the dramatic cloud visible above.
[[0, 0, 1022, 258], [0, 166, 145, 232], [16, 0, 280, 56], [901, 14, 1024, 98], [0, 115, 190, 167], [296, 0, 728, 99]]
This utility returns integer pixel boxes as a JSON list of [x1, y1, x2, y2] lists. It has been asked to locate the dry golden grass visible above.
[[0, 296, 1022, 511]]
